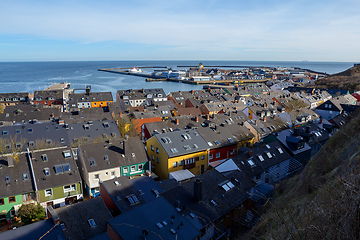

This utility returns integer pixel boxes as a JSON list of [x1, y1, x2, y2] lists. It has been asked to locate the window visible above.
[[2, 131, 8, 135], [131, 165, 136, 172], [151, 145, 154, 151], [111, 171, 115, 177], [179, 160, 184, 166], [22, 173, 29, 181], [156, 157, 159, 164], [201, 155, 205, 160], [9, 196, 16, 203], [88, 219, 97, 228], [156, 148, 159, 154], [22, 192, 35, 202], [63, 163, 71, 172], [60, 138, 65, 144], [0, 198, 4, 205], [27, 128, 33, 133], [94, 174, 100, 179], [209, 154, 213, 160], [45, 189, 52, 196], [15, 129, 21, 134], [216, 152, 220, 158], [28, 141, 34, 147], [54, 165, 64, 174], [173, 162, 177, 168], [138, 164, 143, 170], [64, 184, 76, 192], [42, 154, 48, 162], [123, 167, 129, 173], [44, 168, 50, 176]]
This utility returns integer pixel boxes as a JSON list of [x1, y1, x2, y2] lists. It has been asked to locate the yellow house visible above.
[[146, 129, 209, 179], [91, 100, 113, 108]]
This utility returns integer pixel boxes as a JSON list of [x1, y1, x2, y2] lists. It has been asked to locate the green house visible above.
[[0, 155, 36, 219], [77, 137, 149, 197], [30, 147, 83, 209]]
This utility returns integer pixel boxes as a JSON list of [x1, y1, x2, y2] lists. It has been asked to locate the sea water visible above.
[[0, 61, 355, 98]]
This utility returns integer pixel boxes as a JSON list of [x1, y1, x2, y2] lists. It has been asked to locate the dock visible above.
[[98, 68, 268, 85]]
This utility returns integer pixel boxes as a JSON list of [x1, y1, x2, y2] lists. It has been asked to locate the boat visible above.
[[129, 67, 143, 73]]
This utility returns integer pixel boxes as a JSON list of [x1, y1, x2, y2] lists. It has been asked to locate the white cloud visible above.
[[1, 0, 360, 61]]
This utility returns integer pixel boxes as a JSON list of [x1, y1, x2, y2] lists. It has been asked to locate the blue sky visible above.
[[1, 0, 359, 61]]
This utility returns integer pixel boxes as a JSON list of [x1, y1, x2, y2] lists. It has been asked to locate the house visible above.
[[53, 197, 112, 240], [0, 105, 61, 124], [0, 154, 35, 219], [0, 218, 66, 240], [276, 128, 312, 166], [146, 129, 209, 179], [315, 99, 343, 120], [117, 88, 167, 110], [77, 139, 148, 197], [181, 170, 250, 237], [66, 119, 120, 147], [33, 90, 64, 108], [100, 175, 163, 216], [29, 147, 83, 209], [106, 196, 201, 240], [0, 121, 70, 153], [0, 92, 30, 106], [68, 88, 113, 110]]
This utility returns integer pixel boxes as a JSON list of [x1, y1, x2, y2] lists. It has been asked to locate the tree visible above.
[[18, 203, 46, 225]]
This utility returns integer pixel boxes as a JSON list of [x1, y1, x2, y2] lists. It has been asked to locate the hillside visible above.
[[237, 109, 360, 240], [314, 65, 360, 93]]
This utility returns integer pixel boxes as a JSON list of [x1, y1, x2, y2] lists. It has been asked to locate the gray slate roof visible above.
[[153, 129, 208, 158], [0, 154, 34, 199], [30, 147, 82, 190], [55, 197, 112, 240], [107, 196, 201, 240]]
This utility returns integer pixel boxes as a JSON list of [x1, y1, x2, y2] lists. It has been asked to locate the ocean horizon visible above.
[[0, 61, 355, 98]]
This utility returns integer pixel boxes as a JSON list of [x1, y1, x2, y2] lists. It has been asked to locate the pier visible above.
[[98, 68, 268, 85]]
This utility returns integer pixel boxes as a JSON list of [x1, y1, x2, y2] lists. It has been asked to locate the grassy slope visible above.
[[314, 65, 360, 93], [237, 109, 360, 240]]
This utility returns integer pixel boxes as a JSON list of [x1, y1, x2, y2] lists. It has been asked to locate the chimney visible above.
[[273, 115, 276, 120], [7, 157, 14, 168], [294, 128, 300, 136], [320, 118, 323, 124], [264, 103, 267, 108], [206, 114, 210, 120], [47, 206, 60, 225], [86, 85, 91, 95], [195, 116, 199, 122], [255, 119, 258, 125], [120, 112, 123, 118], [263, 116, 266, 122], [249, 150, 254, 157], [194, 179, 202, 202], [176, 119, 179, 125], [191, 90, 194, 94]]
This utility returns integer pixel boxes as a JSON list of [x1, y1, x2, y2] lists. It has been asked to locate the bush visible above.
[[18, 203, 46, 225]]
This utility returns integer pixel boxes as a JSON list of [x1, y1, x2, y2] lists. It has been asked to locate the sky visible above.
[[0, 0, 359, 62]]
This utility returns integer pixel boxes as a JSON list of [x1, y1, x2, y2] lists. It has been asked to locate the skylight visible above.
[[248, 160, 255, 166], [277, 148, 283, 154], [54, 165, 64, 174], [266, 152, 272, 159], [258, 155, 265, 161], [88, 219, 96, 228], [63, 150, 71, 158], [22, 173, 29, 181], [183, 145, 191, 150]]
